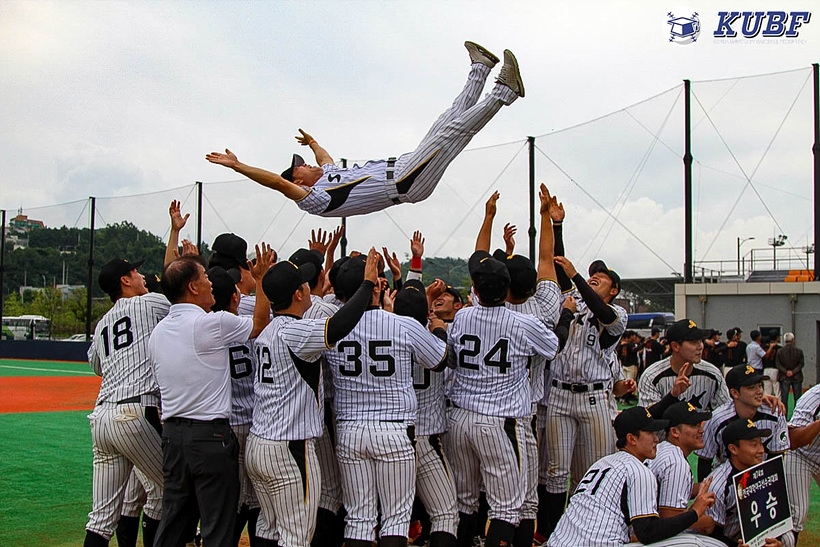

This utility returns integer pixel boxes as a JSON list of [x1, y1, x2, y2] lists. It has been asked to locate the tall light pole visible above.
[[737, 236, 755, 278], [803, 244, 815, 270], [768, 234, 788, 269]]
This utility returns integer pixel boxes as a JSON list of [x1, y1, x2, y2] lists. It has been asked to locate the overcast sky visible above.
[[1, 1, 817, 278]]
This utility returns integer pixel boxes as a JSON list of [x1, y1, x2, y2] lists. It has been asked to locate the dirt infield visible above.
[[0, 375, 100, 413]]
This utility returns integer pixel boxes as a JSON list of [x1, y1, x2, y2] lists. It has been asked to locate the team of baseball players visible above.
[[82, 42, 820, 547]]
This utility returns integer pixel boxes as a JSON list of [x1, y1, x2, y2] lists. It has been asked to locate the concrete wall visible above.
[[675, 282, 820, 385]]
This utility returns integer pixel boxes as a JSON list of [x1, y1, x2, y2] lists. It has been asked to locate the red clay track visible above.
[[0, 376, 101, 413]]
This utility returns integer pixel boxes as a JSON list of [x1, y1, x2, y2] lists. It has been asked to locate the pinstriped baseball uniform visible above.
[[638, 358, 730, 412], [296, 62, 517, 218], [785, 383, 820, 536], [704, 461, 741, 541], [696, 401, 789, 464], [544, 297, 628, 494], [413, 354, 458, 538], [85, 292, 169, 540], [245, 313, 331, 545], [506, 279, 561, 523], [446, 304, 559, 525], [647, 441, 693, 511], [325, 309, 447, 542], [302, 293, 344, 515]]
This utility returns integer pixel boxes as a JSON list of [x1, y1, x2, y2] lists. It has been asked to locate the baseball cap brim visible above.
[[642, 418, 670, 432]]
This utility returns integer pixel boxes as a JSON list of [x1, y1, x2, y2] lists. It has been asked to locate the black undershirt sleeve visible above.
[[697, 456, 713, 483], [326, 280, 376, 345], [571, 273, 618, 325], [553, 224, 573, 291], [554, 308, 575, 352], [648, 392, 680, 419], [631, 511, 698, 544]]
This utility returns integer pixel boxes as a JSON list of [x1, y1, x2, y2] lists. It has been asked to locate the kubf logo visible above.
[[668, 8, 701, 44], [713, 11, 811, 38]]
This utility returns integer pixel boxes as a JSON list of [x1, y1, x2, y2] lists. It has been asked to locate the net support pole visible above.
[[341, 158, 348, 256], [85, 197, 96, 340], [196, 181, 203, 252], [528, 136, 536, 263], [813, 63, 819, 280], [0, 209, 6, 321], [683, 80, 693, 284]]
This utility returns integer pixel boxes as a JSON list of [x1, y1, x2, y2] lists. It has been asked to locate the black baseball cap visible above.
[[99, 258, 145, 295], [492, 249, 537, 299], [289, 248, 323, 286], [262, 260, 316, 309], [709, 329, 722, 337], [588, 259, 621, 293], [722, 418, 771, 447], [614, 406, 669, 441], [335, 255, 368, 303], [443, 285, 464, 304], [208, 266, 241, 312], [211, 233, 249, 270], [468, 251, 510, 305], [663, 402, 712, 428], [666, 319, 710, 343], [394, 279, 429, 326], [726, 364, 768, 390], [280, 154, 305, 182]]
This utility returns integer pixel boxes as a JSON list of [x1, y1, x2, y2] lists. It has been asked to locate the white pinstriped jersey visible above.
[[250, 314, 331, 441], [638, 358, 730, 412], [705, 461, 741, 539], [448, 304, 559, 418], [413, 362, 447, 436], [550, 298, 628, 384], [232, 294, 262, 427], [89, 292, 170, 404], [326, 308, 447, 422], [297, 161, 395, 217], [506, 279, 561, 404], [227, 341, 256, 426], [789, 383, 820, 462], [697, 401, 790, 463], [323, 293, 344, 308], [547, 450, 659, 547], [648, 441, 693, 510], [304, 294, 339, 401]]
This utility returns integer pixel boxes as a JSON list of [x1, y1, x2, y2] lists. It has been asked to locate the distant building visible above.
[[9, 211, 46, 233]]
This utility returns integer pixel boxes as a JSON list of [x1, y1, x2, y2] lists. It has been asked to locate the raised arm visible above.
[[475, 191, 499, 252], [205, 148, 310, 201], [296, 129, 333, 166], [248, 243, 274, 339], [165, 200, 190, 267], [408, 230, 425, 282], [537, 184, 557, 281]]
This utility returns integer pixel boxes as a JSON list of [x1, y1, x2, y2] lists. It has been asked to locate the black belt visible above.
[[552, 379, 605, 393], [117, 395, 142, 404], [165, 417, 229, 425]]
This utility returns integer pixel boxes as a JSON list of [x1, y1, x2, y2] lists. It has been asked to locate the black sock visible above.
[[536, 484, 549, 537], [429, 530, 457, 547], [83, 530, 109, 547], [114, 515, 139, 547], [543, 491, 567, 539], [512, 518, 534, 547], [485, 519, 516, 547], [456, 512, 477, 547], [142, 515, 159, 547]]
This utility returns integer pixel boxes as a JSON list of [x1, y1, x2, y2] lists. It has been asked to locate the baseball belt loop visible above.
[[386, 157, 401, 204]]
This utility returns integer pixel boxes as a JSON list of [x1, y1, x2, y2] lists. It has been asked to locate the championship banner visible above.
[[732, 455, 793, 547]]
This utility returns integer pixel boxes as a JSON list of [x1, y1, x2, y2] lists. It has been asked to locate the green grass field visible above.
[[1, 359, 818, 546]]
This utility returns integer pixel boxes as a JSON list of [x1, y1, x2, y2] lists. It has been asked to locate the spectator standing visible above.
[[776, 332, 805, 408]]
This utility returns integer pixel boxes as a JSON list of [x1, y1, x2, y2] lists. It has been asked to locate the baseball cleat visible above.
[[496, 49, 525, 98], [465, 40, 499, 68]]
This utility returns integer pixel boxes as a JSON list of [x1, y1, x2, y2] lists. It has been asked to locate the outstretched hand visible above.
[[554, 256, 577, 278], [503, 223, 517, 255], [169, 200, 190, 232], [250, 243, 275, 281], [309, 228, 332, 256], [205, 149, 239, 168], [485, 191, 500, 217], [363, 248, 381, 284], [411, 231, 425, 258], [538, 183, 552, 215], [549, 195, 565, 222], [382, 247, 402, 280], [296, 129, 315, 146]]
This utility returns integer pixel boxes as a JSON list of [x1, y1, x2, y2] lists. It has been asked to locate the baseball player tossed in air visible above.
[[648, 402, 725, 540], [323, 253, 449, 547], [782, 382, 820, 545], [702, 419, 793, 547], [548, 406, 718, 547], [245, 249, 381, 547], [445, 250, 563, 547], [540, 254, 628, 539], [696, 365, 790, 482], [474, 185, 565, 547], [205, 41, 524, 217]]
